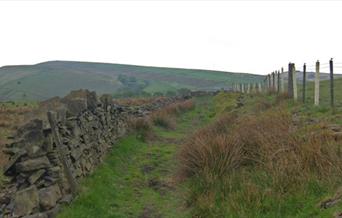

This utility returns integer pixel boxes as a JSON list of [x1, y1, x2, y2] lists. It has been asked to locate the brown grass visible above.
[[128, 117, 155, 142], [179, 106, 342, 191], [151, 100, 194, 129], [128, 99, 195, 140], [114, 97, 168, 106], [0, 104, 36, 166]]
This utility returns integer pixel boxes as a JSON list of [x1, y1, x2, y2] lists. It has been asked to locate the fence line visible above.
[[231, 58, 338, 110]]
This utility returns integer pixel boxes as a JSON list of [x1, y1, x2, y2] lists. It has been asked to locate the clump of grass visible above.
[[163, 99, 195, 115], [152, 100, 195, 129], [178, 105, 342, 217], [128, 117, 154, 142], [152, 111, 177, 130], [213, 92, 240, 114]]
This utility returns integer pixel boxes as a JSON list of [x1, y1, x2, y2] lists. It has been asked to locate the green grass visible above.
[[186, 167, 342, 218], [281, 78, 342, 125], [143, 81, 193, 94], [58, 136, 186, 218], [298, 77, 342, 108], [0, 61, 263, 101], [57, 90, 342, 218], [179, 92, 342, 218], [58, 97, 214, 218]]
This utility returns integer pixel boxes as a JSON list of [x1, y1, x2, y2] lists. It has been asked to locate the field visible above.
[[56, 77, 342, 217], [0, 61, 263, 101], [1, 77, 342, 217]]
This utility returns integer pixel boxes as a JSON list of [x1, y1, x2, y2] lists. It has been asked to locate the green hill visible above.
[[0, 61, 263, 101]]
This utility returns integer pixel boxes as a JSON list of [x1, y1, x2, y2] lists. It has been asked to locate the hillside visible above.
[[282, 71, 342, 82], [1, 79, 342, 217], [0, 61, 263, 101], [57, 89, 342, 218]]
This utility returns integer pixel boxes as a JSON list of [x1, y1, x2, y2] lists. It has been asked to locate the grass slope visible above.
[[180, 92, 342, 217], [0, 61, 263, 101]]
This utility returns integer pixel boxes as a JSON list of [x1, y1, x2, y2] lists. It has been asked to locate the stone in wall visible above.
[[0, 89, 191, 218]]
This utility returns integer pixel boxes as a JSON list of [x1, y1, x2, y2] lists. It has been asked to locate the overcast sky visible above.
[[0, 1, 341, 75]]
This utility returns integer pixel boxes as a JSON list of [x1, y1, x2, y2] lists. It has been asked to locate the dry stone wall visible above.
[[0, 90, 188, 218]]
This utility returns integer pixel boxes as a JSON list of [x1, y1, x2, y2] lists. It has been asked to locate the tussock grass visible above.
[[152, 100, 194, 129], [128, 117, 154, 142], [178, 100, 342, 217]]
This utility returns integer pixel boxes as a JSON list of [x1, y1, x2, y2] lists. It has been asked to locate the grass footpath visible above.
[[58, 97, 214, 218]]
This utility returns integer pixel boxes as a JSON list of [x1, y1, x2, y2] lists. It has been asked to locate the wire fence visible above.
[[231, 59, 341, 110]]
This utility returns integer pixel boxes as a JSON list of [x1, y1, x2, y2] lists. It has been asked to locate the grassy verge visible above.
[[179, 92, 342, 218]]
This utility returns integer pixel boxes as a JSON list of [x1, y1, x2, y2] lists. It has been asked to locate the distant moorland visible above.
[[0, 61, 263, 101]]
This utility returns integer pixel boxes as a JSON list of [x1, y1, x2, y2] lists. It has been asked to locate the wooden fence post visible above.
[[292, 64, 298, 101], [271, 71, 275, 92], [47, 111, 78, 196], [330, 58, 334, 109], [288, 63, 293, 98], [314, 60, 320, 106], [268, 74, 271, 92], [265, 76, 267, 92], [280, 67, 284, 93], [277, 70, 280, 93], [302, 63, 306, 103]]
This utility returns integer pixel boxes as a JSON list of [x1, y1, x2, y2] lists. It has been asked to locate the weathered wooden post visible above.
[[277, 70, 280, 93], [272, 72, 276, 92], [265, 76, 267, 92], [280, 67, 284, 93], [268, 74, 271, 92], [302, 63, 306, 103], [292, 64, 298, 101], [288, 63, 293, 98], [47, 111, 78, 196], [314, 60, 320, 106], [258, 82, 262, 93], [247, 83, 250, 94], [330, 58, 334, 109], [242, 83, 245, 93]]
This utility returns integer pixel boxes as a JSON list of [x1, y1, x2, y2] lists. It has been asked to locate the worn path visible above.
[[58, 97, 214, 218]]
